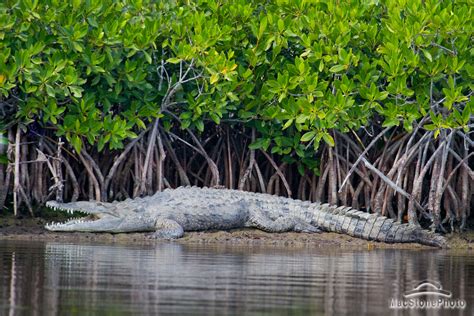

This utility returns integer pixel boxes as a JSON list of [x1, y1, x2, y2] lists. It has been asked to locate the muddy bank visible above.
[[1, 216, 474, 250]]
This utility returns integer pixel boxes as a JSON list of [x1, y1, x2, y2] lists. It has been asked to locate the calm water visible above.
[[0, 240, 473, 315]]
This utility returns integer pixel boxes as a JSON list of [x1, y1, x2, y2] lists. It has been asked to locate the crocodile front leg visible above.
[[151, 218, 184, 239]]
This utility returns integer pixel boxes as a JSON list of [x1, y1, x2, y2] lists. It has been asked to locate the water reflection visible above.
[[0, 241, 473, 315]]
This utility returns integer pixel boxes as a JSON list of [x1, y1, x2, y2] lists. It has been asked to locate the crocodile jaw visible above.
[[45, 200, 117, 232], [45, 217, 98, 231], [45, 200, 108, 214], [45, 214, 127, 232]]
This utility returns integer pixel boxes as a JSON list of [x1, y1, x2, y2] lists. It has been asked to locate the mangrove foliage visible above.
[[0, 0, 472, 231]]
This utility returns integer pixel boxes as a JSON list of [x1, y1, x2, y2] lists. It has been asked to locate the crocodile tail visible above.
[[371, 218, 448, 248], [411, 229, 448, 248], [312, 204, 447, 248]]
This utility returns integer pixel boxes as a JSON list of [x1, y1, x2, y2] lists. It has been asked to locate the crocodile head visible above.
[[44, 200, 155, 233]]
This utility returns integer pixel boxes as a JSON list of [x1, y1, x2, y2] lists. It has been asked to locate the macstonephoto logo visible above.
[[389, 280, 466, 310]]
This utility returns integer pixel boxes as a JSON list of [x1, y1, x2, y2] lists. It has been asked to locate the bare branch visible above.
[[339, 126, 392, 192], [361, 157, 428, 217], [260, 150, 292, 197]]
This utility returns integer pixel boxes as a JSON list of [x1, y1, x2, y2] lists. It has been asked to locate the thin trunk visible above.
[[156, 131, 166, 192], [408, 140, 446, 225], [315, 148, 328, 202], [226, 130, 233, 189], [55, 138, 64, 202], [162, 134, 190, 186], [239, 128, 256, 190], [254, 161, 266, 193], [140, 119, 159, 194], [13, 127, 20, 216], [103, 128, 148, 197], [81, 148, 105, 201], [78, 149, 101, 201], [260, 150, 291, 197], [459, 148, 469, 230], [327, 146, 337, 205]]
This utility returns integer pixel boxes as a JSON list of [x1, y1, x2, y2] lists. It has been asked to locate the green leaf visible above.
[[382, 119, 399, 128], [71, 135, 82, 153], [69, 86, 83, 98], [322, 133, 335, 146], [136, 118, 146, 129], [282, 119, 293, 130], [295, 146, 305, 157], [210, 73, 219, 84], [143, 51, 152, 64], [278, 92, 287, 103], [301, 131, 316, 142], [226, 92, 239, 102], [258, 16, 267, 38], [378, 91, 389, 101], [318, 60, 324, 72], [296, 114, 308, 124], [249, 138, 270, 150], [248, 139, 263, 150], [314, 91, 324, 98], [423, 50, 433, 62], [97, 136, 106, 152], [167, 57, 181, 64], [424, 124, 436, 131], [195, 120, 204, 132], [209, 113, 221, 124], [45, 85, 56, 97], [462, 105, 470, 124], [72, 42, 83, 52], [329, 65, 345, 73], [87, 16, 98, 28]]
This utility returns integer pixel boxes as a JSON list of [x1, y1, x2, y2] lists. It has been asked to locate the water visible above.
[[0, 240, 473, 315]]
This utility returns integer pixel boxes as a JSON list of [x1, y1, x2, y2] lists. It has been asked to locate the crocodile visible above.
[[45, 186, 447, 248]]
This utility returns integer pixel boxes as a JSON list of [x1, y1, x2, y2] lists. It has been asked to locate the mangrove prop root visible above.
[[2, 124, 473, 231]]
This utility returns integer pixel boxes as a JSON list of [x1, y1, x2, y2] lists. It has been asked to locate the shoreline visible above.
[[1, 217, 474, 250]]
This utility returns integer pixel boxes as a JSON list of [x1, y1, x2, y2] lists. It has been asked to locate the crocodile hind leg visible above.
[[151, 218, 184, 239], [293, 221, 322, 233], [247, 213, 321, 233]]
